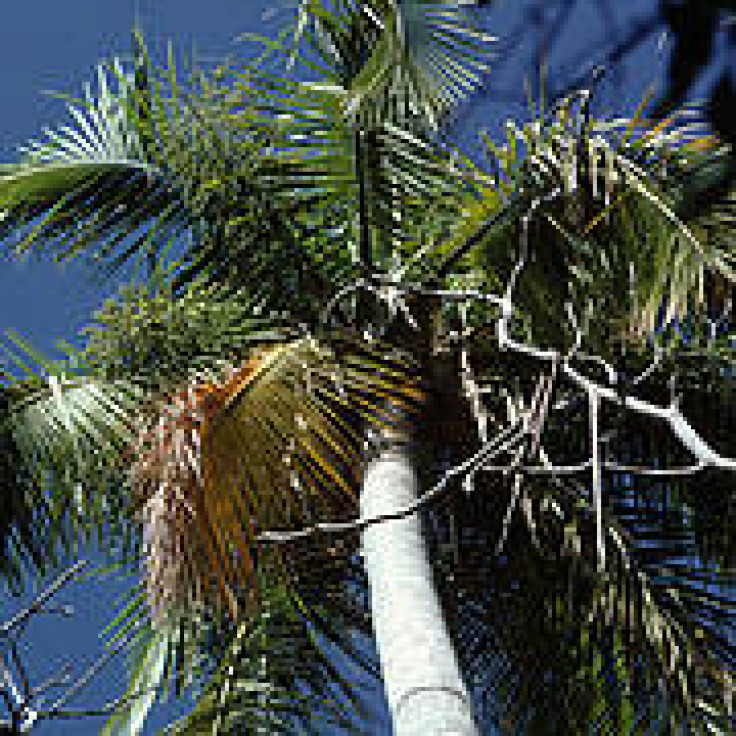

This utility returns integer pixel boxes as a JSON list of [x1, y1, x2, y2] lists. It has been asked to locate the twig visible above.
[[34, 682, 165, 722], [8, 644, 30, 702], [590, 389, 605, 572], [495, 445, 528, 556], [478, 459, 706, 477], [29, 665, 72, 700], [562, 362, 736, 470], [47, 626, 138, 713], [259, 419, 527, 543], [1, 661, 21, 709], [528, 361, 558, 459], [0, 560, 88, 639], [495, 371, 549, 555], [495, 297, 736, 470]]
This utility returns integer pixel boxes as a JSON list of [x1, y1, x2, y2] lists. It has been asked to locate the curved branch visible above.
[[259, 420, 526, 543]]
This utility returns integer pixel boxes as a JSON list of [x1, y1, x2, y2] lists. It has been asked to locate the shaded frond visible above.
[[79, 277, 284, 390], [462, 101, 735, 354], [165, 553, 373, 735], [99, 542, 378, 735]]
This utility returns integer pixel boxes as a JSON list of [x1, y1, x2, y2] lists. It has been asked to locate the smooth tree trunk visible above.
[[360, 437, 478, 735]]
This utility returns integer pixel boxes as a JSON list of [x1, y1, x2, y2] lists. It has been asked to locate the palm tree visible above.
[[1, 1, 734, 733]]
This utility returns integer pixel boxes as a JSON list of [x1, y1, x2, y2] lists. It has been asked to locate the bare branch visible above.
[[0, 560, 88, 639], [29, 665, 72, 700], [590, 390, 605, 572], [495, 444, 528, 556], [8, 645, 30, 702], [0, 661, 21, 711], [33, 682, 165, 722], [0, 561, 149, 734], [478, 459, 707, 477], [259, 419, 527, 543], [563, 362, 736, 470], [46, 622, 140, 714]]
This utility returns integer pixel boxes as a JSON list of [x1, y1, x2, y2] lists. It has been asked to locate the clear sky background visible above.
[[0, 1, 715, 734]]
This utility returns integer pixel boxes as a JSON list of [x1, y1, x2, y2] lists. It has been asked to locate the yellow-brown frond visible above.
[[130, 336, 422, 622]]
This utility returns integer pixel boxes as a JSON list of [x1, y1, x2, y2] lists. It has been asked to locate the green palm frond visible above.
[[98, 574, 219, 736], [164, 556, 372, 735], [415, 341, 734, 734], [17, 61, 146, 167], [100, 616, 172, 736], [0, 56, 182, 276], [434, 451, 734, 732], [0, 336, 144, 588], [460, 102, 735, 354], [187, 60, 482, 303], [79, 278, 285, 389], [1, 26, 487, 312], [0, 269, 280, 590], [0, 383, 65, 589], [299, 0, 494, 129], [98, 544, 377, 736], [1, 328, 142, 454], [0, 38, 295, 290]]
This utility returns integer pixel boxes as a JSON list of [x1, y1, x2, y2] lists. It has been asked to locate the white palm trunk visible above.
[[360, 441, 478, 735]]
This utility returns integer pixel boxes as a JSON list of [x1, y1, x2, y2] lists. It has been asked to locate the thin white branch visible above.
[[478, 459, 706, 476], [590, 390, 605, 572], [529, 363, 558, 459], [29, 666, 72, 700], [33, 682, 166, 723], [1, 661, 22, 710], [0, 560, 88, 638], [498, 323, 736, 471], [495, 445, 527, 556], [495, 371, 549, 555], [45, 622, 141, 716], [563, 362, 736, 469], [263, 183, 732, 562], [632, 342, 663, 386], [319, 277, 368, 331], [259, 420, 527, 543], [369, 277, 506, 308], [575, 352, 618, 384]]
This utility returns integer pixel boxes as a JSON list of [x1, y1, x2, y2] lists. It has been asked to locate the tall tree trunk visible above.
[[360, 434, 478, 735]]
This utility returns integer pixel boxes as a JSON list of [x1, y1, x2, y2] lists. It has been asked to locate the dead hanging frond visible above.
[[128, 335, 422, 623]]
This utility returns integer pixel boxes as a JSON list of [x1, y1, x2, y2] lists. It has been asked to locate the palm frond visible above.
[[183, 59, 483, 307], [79, 278, 284, 390], [0, 383, 65, 590], [129, 334, 422, 621], [2, 27, 487, 316], [458, 102, 735, 355], [97, 541, 378, 735], [299, 0, 494, 129], [0, 57, 182, 277], [164, 554, 372, 735], [0, 338, 144, 588]]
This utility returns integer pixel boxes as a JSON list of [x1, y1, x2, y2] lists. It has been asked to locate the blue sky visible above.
[[0, 1, 713, 733]]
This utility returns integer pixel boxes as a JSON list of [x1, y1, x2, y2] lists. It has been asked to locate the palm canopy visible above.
[[1, 0, 735, 733]]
